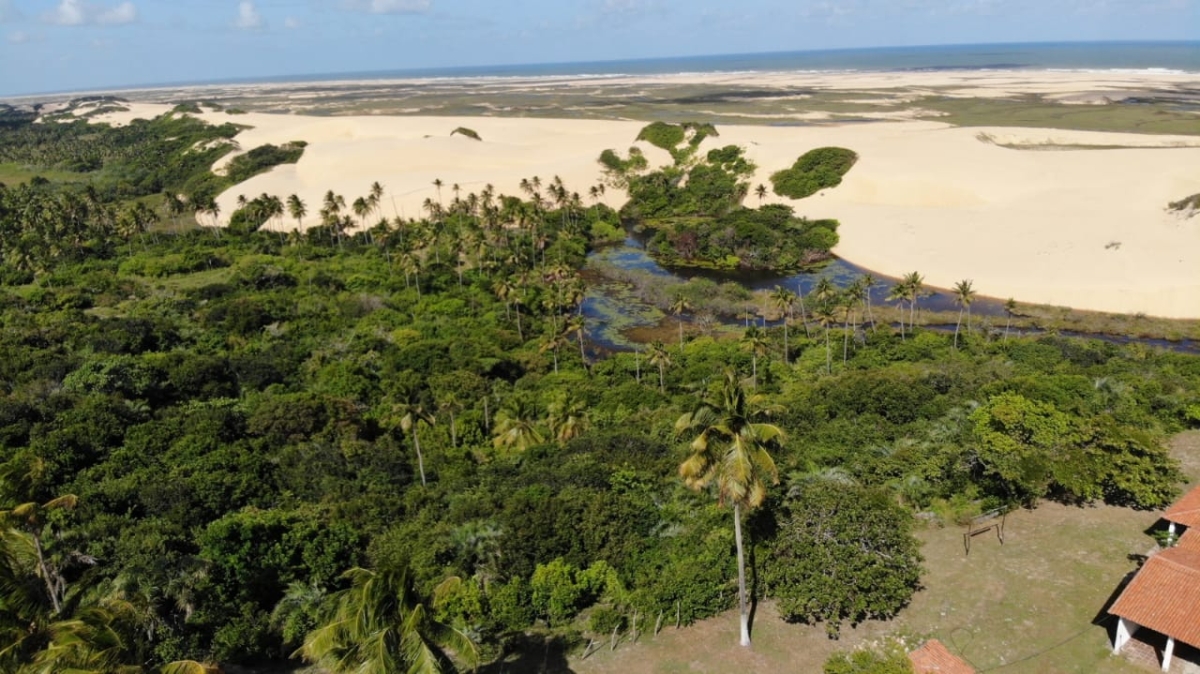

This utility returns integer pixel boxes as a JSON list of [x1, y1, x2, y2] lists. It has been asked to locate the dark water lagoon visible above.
[[581, 236, 1199, 355]]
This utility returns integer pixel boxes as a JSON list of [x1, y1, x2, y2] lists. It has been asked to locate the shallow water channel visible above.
[[580, 236, 1198, 356]]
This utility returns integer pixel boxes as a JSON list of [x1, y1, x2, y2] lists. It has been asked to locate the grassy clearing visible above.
[[0, 161, 89, 185], [919, 97, 1200, 135], [571, 432, 1200, 674]]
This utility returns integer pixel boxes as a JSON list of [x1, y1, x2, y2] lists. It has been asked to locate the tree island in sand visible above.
[[80, 67, 1200, 319]]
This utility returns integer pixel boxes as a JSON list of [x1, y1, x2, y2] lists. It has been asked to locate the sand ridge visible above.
[[91, 102, 1200, 319]]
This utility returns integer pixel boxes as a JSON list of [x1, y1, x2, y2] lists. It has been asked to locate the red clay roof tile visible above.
[[1110, 546, 1200, 649], [908, 639, 977, 674], [1164, 485, 1200, 528]]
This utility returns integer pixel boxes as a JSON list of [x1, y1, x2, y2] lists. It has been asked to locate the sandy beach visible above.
[[91, 92, 1200, 319]]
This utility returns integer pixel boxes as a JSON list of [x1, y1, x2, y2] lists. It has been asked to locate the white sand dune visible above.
[[94, 103, 1200, 319]]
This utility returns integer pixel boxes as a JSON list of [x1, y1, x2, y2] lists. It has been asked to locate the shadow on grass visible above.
[[479, 634, 577, 674]]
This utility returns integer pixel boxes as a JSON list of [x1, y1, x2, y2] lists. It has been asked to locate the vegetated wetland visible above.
[[2, 61, 1200, 674]]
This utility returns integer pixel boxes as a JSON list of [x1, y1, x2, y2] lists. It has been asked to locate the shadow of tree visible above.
[[478, 634, 578, 674]]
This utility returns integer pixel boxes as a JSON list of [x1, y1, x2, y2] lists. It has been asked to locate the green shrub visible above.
[[450, 126, 482, 141], [771, 147, 858, 199], [636, 122, 686, 151], [226, 141, 306, 184]]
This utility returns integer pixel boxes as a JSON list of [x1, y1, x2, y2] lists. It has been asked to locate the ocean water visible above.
[[262, 41, 1200, 84]]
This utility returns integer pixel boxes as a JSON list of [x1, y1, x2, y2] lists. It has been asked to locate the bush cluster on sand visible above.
[[770, 147, 858, 199]]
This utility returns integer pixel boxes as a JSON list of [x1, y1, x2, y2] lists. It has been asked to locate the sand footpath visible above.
[[93, 102, 1200, 319]]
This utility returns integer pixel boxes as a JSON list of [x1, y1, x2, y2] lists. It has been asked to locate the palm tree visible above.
[[676, 370, 783, 648], [547, 392, 589, 445], [886, 279, 909, 340], [391, 399, 435, 487], [647, 341, 671, 393], [861, 273, 878, 332], [669, 293, 692, 351], [754, 184, 767, 203], [299, 567, 477, 674], [812, 296, 839, 374], [952, 279, 976, 349], [564, 315, 588, 368], [770, 285, 796, 363], [0, 456, 79, 615], [741, 326, 770, 390], [902, 271, 925, 333], [539, 332, 567, 374], [492, 397, 544, 454], [1004, 297, 1017, 341]]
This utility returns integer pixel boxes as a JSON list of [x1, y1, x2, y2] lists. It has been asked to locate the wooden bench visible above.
[[963, 507, 1008, 555]]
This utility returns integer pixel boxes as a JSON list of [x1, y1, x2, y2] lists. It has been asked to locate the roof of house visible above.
[[1164, 484, 1200, 528], [908, 639, 977, 674], [1177, 528, 1200, 552], [1110, 546, 1200, 649]]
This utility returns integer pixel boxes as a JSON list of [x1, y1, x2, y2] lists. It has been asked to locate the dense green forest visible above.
[[0, 108, 1197, 673]]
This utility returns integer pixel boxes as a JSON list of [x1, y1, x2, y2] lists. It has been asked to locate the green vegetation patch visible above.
[[1169, 192, 1200, 213], [770, 147, 858, 199], [225, 141, 307, 184], [450, 126, 482, 141]]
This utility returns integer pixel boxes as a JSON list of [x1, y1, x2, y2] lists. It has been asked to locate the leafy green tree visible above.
[[767, 481, 923, 637], [299, 567, 477, 674], [676, 370, 783, 647]]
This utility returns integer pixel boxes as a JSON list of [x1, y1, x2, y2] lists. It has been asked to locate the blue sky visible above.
[[1, 0, 1197, 96]]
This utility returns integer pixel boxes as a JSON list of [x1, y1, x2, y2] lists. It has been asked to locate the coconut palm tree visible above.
[[670, 293, 692, 351], [812, 296, 839, 374], [564, 315, 588, 368], [286, 194, 306, 232], [647, 341, 672, 393], [676, 370, 783, 647], [1004, 297, 1017, 341], [952, 279, 976, 349], [754, 184, 767, 203], [770, 285, 796, 363], [886, 279, 909, 340], [547, 392, 589, 445], [390, 398, 435, 487], [539, 332, 567, 374], [741, 326, 770, 390], [299, 567, 477, 674], [902, 271, 925, 333], [492, 397, 544, 454]]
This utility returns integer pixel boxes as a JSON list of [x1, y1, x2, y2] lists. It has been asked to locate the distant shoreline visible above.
[[5, 40, 1200, 101]]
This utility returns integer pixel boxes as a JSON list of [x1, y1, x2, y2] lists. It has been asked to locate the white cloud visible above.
[[97, 2, 137, 24], [48, 0, 86, 25], [234, 1, 265, 29], [7, 29, 29, 43], [343, 0, 431, 15], [43, 0, 138, 26], [283, 16, 300, 29]]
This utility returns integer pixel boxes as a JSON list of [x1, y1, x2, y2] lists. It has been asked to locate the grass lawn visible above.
[[566, 431, 1200, 674], [0, 161, 89, 185]]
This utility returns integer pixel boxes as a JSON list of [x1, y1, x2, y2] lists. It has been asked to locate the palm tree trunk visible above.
[[782, 315, 789, 365], [413, 430, 427, 486], [734, 503, 751, 647], [32, 533, 62, 615], [954, 308, 963, 349], [679, 319, 685, 351], [658, 364, 665, 393], [824, 328, 832, 374], [751, 355, 758, 390], [797, 288, 811, 339]]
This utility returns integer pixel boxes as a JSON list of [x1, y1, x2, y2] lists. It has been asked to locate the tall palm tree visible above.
[[886, 279, 910, 340], [564, 315, 588, 368], [299, 567, 477, 674], [770, 285, 796, 363], [676, 370, 783, 648], [1004, 297, 1017, 341], [754, 184, 767, 203], [952, 279, 976, 349], [539, 332, 567, 374], [902, 271, 925, 334], [812, 296, 839, 374], [670, 293, 692, 351], [391, 399, 435, 487], [647, 341, 671, 393]]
